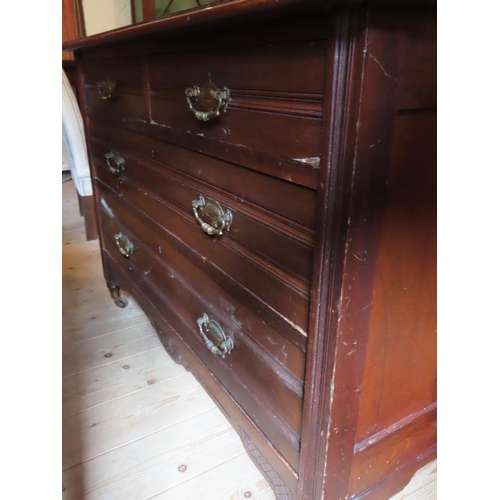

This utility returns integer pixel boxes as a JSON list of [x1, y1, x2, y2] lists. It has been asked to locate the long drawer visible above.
[[87, 127, 315, 349], [89, 133, 314, 286], [93, 174, 310, 350], [97, 183, 303, 469], [102, 254, 300, 496], [88, 117, 318, 228], [95, 172, 308, 371]]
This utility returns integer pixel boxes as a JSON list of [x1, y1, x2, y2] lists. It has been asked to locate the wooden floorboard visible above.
[[62, 323, 162, 378], [63, 409, 247, 500], [62, 178, 436, 499], [62, 347, 183, 416]]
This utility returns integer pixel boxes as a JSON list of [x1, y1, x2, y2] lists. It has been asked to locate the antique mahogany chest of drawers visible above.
[[64, 1, 436, 498]]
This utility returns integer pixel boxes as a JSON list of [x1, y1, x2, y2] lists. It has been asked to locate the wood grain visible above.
[[62, 0, 435, 52], [87, 117, 319, 227], [147, 40, 327, 94], [67, 3, 437, 498], [62, 347, 184, 416], [152, 453, 277, 500], [396, 12, 437, 110], [97, 180, 311, 343], [62, 178, 436, 500], [349, 406, 437, 497], [354, 110, 437, 441], [62, 322, 161, 378], [89, 133, 315, 285], [63, 409, 247, 499]]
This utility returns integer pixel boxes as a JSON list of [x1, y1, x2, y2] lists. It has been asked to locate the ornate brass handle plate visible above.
[[105, 151, 125, 175], [196, 313, 234, 358], [185, 80, 230, 122], [96, 79, 117, 100], [114, 232, 135, 258], [192, 195, 232, 236]]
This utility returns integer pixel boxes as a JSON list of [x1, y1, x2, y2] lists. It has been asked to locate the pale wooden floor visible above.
[[62, 179, 436, 500]]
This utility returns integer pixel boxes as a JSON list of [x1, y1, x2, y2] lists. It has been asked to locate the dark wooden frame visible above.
[[63, 0, 86, 40], [64, 2, 437, 498]]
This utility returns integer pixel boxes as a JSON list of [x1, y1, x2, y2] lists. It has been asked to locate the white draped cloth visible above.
[[62, 69, 92, 197]]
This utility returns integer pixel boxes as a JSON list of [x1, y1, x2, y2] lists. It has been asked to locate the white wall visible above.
[[82, 0, 132, 36]]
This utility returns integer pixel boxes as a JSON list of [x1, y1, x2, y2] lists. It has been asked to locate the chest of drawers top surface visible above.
[[65, 2, 437, 499]]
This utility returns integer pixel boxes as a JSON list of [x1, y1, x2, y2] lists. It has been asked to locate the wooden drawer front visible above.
[[128, 178, 307, 344], [89, 135, 314, 289], [147, 41, 326, 161], [81, 57, 147, 122], [88, 141, 123, 194], [149, 41, 326, 94], [97, 186, 303, 469], [88, 118, 317, 229], [94, 157, 309, 346], [103, 263, 300, 496], [87, 129, 312, 351]]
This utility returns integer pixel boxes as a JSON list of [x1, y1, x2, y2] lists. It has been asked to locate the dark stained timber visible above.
[[67, 1, 436, 498]]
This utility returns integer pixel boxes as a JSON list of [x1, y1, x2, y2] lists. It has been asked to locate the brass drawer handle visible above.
[[192, 195, 232, 236], [185, 79, 230, 122], [114, 232, 135, 258], [96, 79, 117, 100], [105, 151, 125, 175], [196, 313, 234, 358]]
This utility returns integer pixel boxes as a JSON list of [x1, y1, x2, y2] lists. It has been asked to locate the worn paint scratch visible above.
[[292, 157, 321, 168], [367, 52, 398, 81], [100, 198, 114, 217], [344, 297, 351, 310]]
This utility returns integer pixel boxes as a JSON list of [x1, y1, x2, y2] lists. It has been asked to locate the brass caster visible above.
[[114, 296, 128, 308], [107, 282, 128, 308]]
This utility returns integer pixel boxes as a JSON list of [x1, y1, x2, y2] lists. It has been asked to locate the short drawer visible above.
[[147, 40, 326, 161], [97, 189, 303, 469], [81, 56, 148, 122]]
